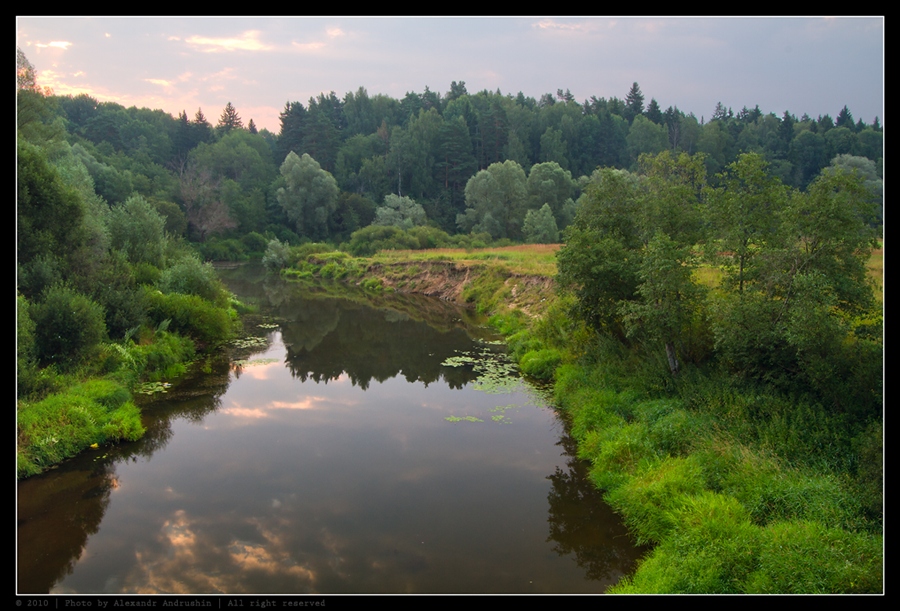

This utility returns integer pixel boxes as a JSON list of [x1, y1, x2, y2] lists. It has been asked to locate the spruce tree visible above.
[[624, 82, 645, 123], [218, 102, 243, 132]]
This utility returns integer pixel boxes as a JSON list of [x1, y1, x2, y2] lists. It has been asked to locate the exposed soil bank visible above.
[[356, 259, 556, 318]]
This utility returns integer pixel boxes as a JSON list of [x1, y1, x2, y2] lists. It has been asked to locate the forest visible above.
[[17, 45, 882, 593]]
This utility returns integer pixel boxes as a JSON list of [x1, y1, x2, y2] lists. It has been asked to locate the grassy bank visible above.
[[17, 293, 243, 479], [285, 244, 883, 593]]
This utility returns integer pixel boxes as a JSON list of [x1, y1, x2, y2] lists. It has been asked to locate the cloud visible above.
[[531, 19, 601, 34], [291, 40, 326, 52], [35, 40, 72, 50], [185, 30, 271, 52], [326, 28, 345, 38]]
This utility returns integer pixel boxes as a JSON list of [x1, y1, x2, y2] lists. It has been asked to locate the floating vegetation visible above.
[[231, 336, 269, 349], [441, 347, 523, 395], [232, 358, 280, 368], [136, 381, 171, 395], [257, 323, 280, 330], [489, 404, 521, 424], [445, 415, 484, 423]]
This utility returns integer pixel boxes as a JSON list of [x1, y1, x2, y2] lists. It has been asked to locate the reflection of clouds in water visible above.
[[228, 541, 315, 583], [129, 509, 233, 593], [271, 397, 324, 410], [129, 510, 320, 593], [237, 361, 283, 380], [222, 406, 268, 419]]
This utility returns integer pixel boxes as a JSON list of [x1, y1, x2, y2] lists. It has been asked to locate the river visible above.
[[17, 264, 644, 594]]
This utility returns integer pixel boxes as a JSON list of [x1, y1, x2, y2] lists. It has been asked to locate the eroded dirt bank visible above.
[[359, 259, 556, 318]]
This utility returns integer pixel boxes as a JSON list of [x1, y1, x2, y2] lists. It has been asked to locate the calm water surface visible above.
[[17, 265, 644, 594]]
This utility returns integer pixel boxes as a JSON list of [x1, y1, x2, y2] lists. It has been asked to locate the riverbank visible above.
[[287, 246, 883, 594]]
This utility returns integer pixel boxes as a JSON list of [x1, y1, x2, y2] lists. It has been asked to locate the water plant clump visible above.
[[445, 415, 484, 423], [136, 381, 172, 395], [232, 358, 280, 368], [231, 336, 269, 350], [441, 347, 523, 395]]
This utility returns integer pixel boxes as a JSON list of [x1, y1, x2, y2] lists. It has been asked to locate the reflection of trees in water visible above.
[[18, 265, 504, 593], [280, 294, 484, 390], [545, 430, 649, 587], [17, 459, 116, 593], [17, 355, 233, 594]]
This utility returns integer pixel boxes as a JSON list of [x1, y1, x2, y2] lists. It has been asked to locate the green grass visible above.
[[17, 378, 145, 477]]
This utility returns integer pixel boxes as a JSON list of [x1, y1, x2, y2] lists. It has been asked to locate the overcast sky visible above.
[[17, 16, 884, 134]]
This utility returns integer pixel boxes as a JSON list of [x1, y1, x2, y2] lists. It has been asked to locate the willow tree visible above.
[[276, 152, 339, 241]]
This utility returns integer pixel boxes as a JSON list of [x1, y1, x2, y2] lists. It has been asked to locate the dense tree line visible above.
[[17, 49, 238, 417], [16, 47, 883, 389], [18, 63, 882, 258]]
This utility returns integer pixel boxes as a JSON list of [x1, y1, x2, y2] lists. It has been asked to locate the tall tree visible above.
[[624, 82, 645, 124], [217, 102, 243, 133], [458, 160, 528, 239], [276, 152, 339, 241]]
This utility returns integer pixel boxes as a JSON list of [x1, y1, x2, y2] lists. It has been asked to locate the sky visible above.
[[16, 16, 884, 134]]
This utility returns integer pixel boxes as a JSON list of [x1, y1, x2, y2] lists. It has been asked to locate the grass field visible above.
[[371, 243, 561, 277]]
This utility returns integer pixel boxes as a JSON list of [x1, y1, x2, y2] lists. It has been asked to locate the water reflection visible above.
[[17, 267, 644, 593]]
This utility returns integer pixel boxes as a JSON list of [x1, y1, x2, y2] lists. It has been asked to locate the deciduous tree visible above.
[[276, 152, 339, 241]]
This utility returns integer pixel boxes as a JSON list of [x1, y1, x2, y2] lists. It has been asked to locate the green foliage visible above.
[[17, 294, 38, 396], [745, 521, 882, 593], [197, 237, 247, 262], [608, 492, 758, 593], [373, 194, 428, 229], [556, 168, 643, 339], [158, 256, 229, 306], [107, 194, 168, 267], [522, 203, 559, 243], [17, 140, 87, 278], [262, 238, 292, 271], [241, 231, 270, 254], [102, 331, 196, 386], [518, 348, 562, 381], [17, 378, 145, 478], [458, 160, 528, 239], [345, 225, 420, 256], [144, 288, 235, 347], [32, 285, 107, 370], [526, 161, 575, 227], [276, 152, 339, 241]]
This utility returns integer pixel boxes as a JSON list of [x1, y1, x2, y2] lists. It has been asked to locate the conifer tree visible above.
[[624, 82, 645, 123], [218, 102, 243, 132]]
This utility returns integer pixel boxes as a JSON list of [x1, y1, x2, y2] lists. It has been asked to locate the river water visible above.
[[17, 265, 644, 594]]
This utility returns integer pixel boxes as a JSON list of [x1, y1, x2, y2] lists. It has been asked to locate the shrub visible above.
[[32, 284, 107, 370], [198, 237, 246, 262], [144, 288, 235, 347], [241, 231, 269, 254], [158, 256, 229, 306], [262, 238, 291, 271]]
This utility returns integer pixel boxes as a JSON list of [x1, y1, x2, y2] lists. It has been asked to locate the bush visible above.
[[17, 294, 37, 396], [262, 238, 291, 271], [241, 231, 269, 254], [144, 288, 235, 347], [198, 237, 246, 262], [32, 284, 107, 370], [158, 256, 229, 306], [346, 225, 419, 256]]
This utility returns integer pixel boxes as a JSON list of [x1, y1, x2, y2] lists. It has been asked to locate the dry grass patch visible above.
[[373, 244, 561, 277]]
